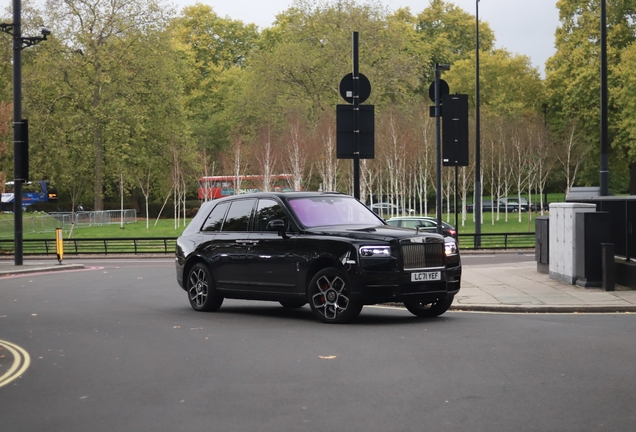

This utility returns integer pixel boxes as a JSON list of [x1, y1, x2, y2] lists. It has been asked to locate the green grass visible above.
[[1, 211, 544, 254], [62, 218, 188, 238], [0, 209, 549, 240], [435, 210, 545, 234], [0, 213, 188, 239]]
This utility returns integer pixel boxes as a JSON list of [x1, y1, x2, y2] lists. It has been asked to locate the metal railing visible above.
[[458, 232, 535, 249], [0, 210, 137, 239], [49, 210, 137, 227], [0, 237, 177, 256], [0, 232, 535, 256]]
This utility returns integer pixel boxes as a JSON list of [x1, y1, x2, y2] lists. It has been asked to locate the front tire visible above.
[[187, 263, 224, 312], [404, 295, 454, 318], [308, 267, 362, 324]]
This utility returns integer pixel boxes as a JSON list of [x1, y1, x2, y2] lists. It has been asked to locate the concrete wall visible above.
[[549, 203, 596, 284]]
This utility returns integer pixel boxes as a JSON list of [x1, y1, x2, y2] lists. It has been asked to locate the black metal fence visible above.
[[0, 232, 535, 256], [458, 232, 535, 250], [0, 237, 178, 256]]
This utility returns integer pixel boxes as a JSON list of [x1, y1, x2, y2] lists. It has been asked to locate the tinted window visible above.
[[222, 199, 256, 232], [201, 202, 229, 232], [254, 199, 288, 231]]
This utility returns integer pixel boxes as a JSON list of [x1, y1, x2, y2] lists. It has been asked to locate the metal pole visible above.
[[435, 64, 443, 235], [455, 166, 459, 231], [600, 0, 609, 196], [352, 32, 360, 200], [13, 0, 23, 265], [474, 0, 482, 248]]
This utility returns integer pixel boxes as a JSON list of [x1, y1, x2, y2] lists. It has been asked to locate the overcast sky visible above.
[[169, 0, 561, 76]]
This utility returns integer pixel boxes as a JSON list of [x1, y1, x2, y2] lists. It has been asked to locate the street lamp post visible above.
[[600, 0, 609, 196], [1, 0, 49, 265], [474, 0, 482, 248]]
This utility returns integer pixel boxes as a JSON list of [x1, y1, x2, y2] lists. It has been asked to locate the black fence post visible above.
[[602, 243, 615, 291]]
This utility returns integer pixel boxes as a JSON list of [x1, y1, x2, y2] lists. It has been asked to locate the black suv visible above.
[[176, 192, 461, 323]]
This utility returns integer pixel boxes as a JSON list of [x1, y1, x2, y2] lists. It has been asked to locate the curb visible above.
[[450, 304, 636, 313], [0, 264, 85, 276], [384, 302, 636, 314]]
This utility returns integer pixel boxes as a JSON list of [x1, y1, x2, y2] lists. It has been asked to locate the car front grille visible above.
[[401, 242, 445, 270]]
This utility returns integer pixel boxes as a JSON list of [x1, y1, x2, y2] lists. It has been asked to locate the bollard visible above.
[[55, 228, 64, 264], [602, 243, 615, 291]]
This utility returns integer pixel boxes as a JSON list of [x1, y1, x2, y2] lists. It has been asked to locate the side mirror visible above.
[[266, 219, 288, 238]]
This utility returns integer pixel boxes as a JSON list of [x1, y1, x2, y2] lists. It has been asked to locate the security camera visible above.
[[40, 27, 51, 36]]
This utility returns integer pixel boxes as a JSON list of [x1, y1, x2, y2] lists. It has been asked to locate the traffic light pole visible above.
[[12, 0, 24, 265], [352, 32, 360, 200]]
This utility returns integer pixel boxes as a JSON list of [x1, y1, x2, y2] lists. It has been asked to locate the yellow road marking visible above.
[[0, 340, 31, 388]]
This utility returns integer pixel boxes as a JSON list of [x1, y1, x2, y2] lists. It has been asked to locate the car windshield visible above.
[[289, 196, 382, 227]]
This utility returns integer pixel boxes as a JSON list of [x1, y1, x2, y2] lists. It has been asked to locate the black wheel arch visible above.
[[183, 255, 212, 288], [304, 256, 347, 293]]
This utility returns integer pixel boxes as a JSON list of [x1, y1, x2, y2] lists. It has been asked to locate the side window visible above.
[[201, 202, 229, 232], [254, 199, 287, 232], [402, 220, 419, 229], [419, 220, 436, 228], [221, 199, 256, 232]]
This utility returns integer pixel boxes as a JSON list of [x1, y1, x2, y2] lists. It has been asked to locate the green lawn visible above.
[[0, 209, 551, 240], [436, 210, 546, 234], [0, 213, 188, 239]]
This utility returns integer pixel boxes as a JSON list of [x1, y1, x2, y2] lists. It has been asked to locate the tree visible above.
[[546, 0, 636, 192], [34, 0, 176, 210], [412, 0, 494, 86], [615, 42, 636, 194], [169, 4, 259, 165], [244, 0, 421, 127], [446, 49, 544, 115]]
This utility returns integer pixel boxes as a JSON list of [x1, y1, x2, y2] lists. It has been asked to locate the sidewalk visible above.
[[0, 258, 85, 276], [456, 260, 636, 313], [1, 256, 635, 313]]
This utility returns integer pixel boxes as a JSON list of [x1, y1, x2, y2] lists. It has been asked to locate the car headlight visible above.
[[444, 240, 458, 256], [359, 246, 391, 258]]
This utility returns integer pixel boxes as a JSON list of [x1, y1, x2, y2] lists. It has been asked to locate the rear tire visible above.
[[404, 295, 454, 318], [186, 263, 223, 312], [308, 267, 362, 324]]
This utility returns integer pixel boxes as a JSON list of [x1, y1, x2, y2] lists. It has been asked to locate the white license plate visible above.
[[411, 271, 441, 282]]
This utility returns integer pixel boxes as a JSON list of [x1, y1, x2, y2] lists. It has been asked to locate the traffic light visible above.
[[442, 94, 469, 167]]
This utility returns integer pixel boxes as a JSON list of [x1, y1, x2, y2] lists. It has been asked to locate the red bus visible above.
[[197, 174, 295, 200]]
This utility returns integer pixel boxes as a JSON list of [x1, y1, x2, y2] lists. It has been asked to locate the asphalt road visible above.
[[1, 258, 636, 431]]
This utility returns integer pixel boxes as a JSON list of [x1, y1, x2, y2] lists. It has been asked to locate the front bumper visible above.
[[354, 263, 462, 305]]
